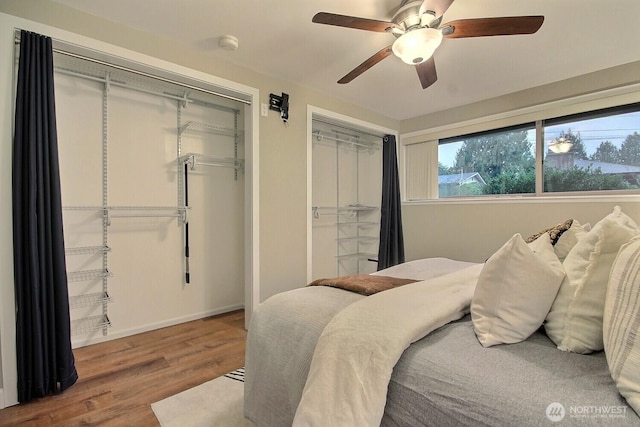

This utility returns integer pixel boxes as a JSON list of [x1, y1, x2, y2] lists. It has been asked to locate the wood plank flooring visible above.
[[0, 309, 246, 426]]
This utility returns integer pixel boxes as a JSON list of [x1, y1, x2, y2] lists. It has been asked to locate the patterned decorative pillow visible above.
[[604, 235, 640, 416], [545, 206, 639, 354], [525, 218, 574, 246]]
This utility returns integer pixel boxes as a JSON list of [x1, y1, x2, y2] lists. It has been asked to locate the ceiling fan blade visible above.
[[442, 16, 544, 38], [419, 0, 455, 18], [338, 46, 393, 84], [416, 57, 438, 89], [312, 12, 399, 32]]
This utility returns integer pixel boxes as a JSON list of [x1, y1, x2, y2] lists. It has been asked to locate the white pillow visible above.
[[604, 236, 640, 416], [471, 233, 565, 347], [545, 206, 639, 354], [554, 219, 589, 261]]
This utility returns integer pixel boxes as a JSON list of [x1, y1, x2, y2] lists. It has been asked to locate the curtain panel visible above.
[[12, 30, 78, 403], [377, 134, 405, 270]]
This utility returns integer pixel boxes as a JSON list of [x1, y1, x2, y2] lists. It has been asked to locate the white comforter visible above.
[[292, 263, 484, 427]]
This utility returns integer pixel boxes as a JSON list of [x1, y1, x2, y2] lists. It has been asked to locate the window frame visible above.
[[400, 86, 640, 203], [541, 102, 640, 196], [438, 122, 537, 198]]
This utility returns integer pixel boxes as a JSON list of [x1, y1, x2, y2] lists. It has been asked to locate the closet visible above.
[[53, 51, 246, 345], [310, 116, 383, 279]]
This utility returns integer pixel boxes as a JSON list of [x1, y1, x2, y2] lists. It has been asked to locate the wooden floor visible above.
[[0, 310, 247, 426]]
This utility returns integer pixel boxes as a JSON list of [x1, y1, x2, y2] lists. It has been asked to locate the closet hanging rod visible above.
[[194, 161, 242, 169], [312, 205, 377, 211], [63, 206, 189, 211], [312, 131, 379, 149], [312, 117, 386, 139], [105, 209, 188, 226], [181, 154, 243, 169], [312, 205, 377, 219], [109, 213, 184, 219], [62, 206, 189, 224], [15, 33, 251, 106]]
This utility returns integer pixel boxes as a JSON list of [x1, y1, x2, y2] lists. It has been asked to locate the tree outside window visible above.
[[436, 106, 640, 197]]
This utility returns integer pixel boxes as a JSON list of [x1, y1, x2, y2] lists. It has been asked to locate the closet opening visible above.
[[13, 31, 257, 347], [307, 106, 397, 282]]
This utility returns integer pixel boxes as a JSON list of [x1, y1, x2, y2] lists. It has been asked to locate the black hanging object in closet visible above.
[[184, 162, 190, 284]]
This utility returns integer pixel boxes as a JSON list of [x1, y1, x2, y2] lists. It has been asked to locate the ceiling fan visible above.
[[312, 0, 544, 89]]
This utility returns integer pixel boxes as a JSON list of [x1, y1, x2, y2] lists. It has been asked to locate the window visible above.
[[543, 105, 640, 193], [438, 124, 536, 197], [405, 102, 640, 200]]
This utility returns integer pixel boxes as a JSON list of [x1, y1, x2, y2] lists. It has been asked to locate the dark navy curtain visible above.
[[12, 30, 78, 403], [377, 134, 405, 270]]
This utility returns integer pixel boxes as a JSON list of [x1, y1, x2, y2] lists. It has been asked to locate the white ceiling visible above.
[[52, 0, 640, 121]]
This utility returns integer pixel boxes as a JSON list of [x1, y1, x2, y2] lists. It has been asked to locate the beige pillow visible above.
[[604, 236, 640, 416], [554, 219, 589, 261], [471, 233, 565, 347], [545, 206, 639, 354]]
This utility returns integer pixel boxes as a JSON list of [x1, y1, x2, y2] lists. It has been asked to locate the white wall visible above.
[[0, 14, 14, 411], [403, 200, 640, 263]]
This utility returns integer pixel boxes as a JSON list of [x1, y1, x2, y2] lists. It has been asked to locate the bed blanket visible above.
[[308, 274, 418, 296], [292, 263, 484, 427]]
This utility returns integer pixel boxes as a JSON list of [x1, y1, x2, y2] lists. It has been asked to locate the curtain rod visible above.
[[14, 34, 251, 106], [54, 67, 195, 105], [55, 49, 250, 106], [54, 66, 240, 116]]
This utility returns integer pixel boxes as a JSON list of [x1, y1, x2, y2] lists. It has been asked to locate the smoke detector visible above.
[[218, 35, 239, 51]]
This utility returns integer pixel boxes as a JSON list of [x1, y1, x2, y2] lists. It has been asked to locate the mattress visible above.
[[244, 286, 361, 426], [382, 316, 637, 426], [244, 258, 639, 426]]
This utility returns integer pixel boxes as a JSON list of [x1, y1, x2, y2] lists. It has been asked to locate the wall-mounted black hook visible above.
[[269, 92, 289, 123]]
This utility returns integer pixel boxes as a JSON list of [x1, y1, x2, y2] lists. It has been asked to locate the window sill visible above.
[[403, 192, 640, 206]]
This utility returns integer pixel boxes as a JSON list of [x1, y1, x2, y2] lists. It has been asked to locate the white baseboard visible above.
[[0, 387, 13, 410], [71, 304, 245, 348]]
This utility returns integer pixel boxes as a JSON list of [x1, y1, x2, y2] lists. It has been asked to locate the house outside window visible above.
[[406, 102, 640, 200], [438, 124, 536, 198], [543, 106, 640, 193]]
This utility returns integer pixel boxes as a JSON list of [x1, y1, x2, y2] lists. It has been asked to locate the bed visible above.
[[244, 207, 640, 426]]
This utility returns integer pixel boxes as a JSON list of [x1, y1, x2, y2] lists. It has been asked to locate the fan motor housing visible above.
[[393, 0, 437, 33]]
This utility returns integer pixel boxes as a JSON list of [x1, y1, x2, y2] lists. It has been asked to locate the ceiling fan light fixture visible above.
[[548, 137, 573, 153], [392, 27, 443, 65]]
